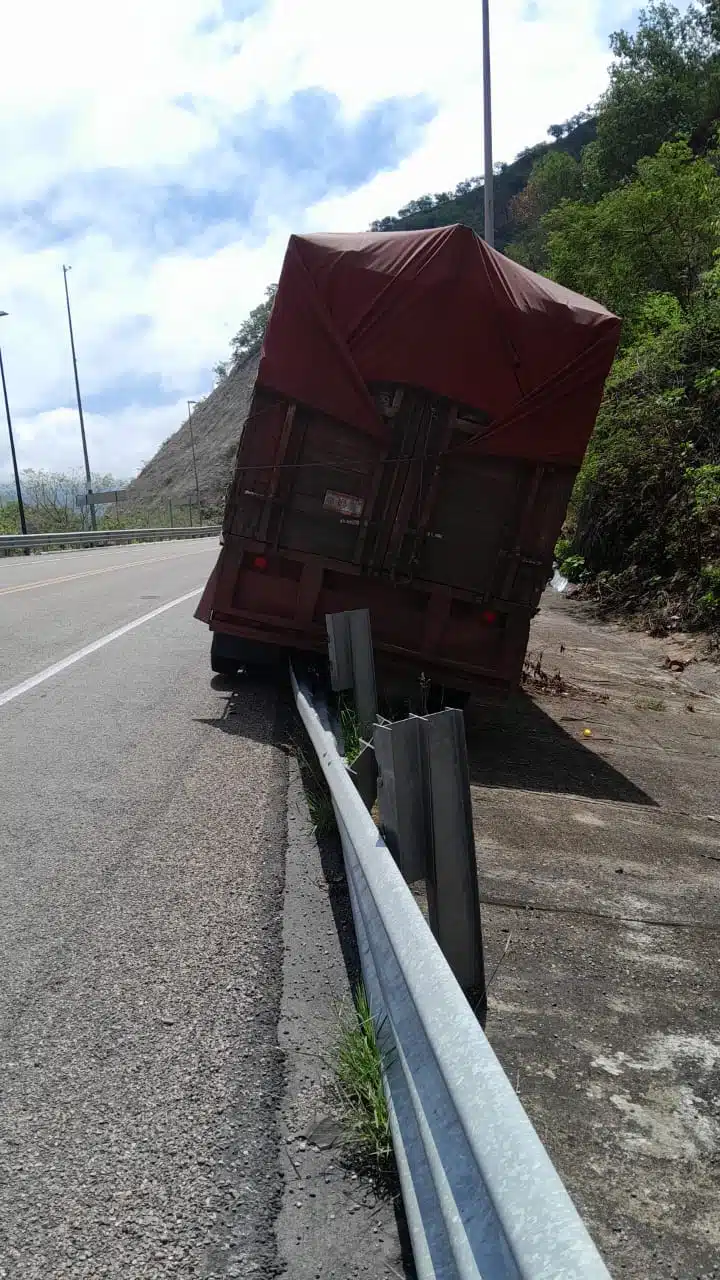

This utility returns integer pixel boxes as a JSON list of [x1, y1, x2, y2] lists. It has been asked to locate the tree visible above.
[[548, 111, 592, 141], [228, 284, 278, 366], [0, 499, 22, 534], [544, 139, 720, 326], [514, 142, 548, 164], [5, 470, 124, 533], [585, 1, 720, 194], [509, 151, 582, 226], [506, 151, 582, 269], [559, 253, 720, 628]]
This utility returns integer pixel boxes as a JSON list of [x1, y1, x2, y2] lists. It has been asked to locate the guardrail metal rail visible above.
[[291, 665, 610, 1280], [0, 526, 221, 553]]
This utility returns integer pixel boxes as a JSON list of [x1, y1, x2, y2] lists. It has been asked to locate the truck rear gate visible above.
[[204, 384, 578, 695], [197, 226, 621, 696]]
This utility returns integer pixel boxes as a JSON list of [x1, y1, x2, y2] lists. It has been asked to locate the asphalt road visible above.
[[0, 540, 288, 1278]]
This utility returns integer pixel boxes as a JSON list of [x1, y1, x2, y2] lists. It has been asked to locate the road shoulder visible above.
[[276, 757, 413, 1280]]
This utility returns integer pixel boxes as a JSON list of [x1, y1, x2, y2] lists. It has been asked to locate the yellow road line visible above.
[[0, 546, 212, 598]]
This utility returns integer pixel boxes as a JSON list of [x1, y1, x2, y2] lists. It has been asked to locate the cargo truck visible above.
[[196, 225, 620, 701]]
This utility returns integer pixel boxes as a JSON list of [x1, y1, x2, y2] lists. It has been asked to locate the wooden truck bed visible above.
[[197, 226, 620, 695], [199, 381, 576, 697]]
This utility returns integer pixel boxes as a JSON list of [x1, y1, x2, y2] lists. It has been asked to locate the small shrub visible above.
[[697, 564, 720, 625], [558, 553, 589, 582]]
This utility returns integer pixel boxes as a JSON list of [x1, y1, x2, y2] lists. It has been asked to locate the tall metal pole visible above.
[[187, 400, 201, 520], [482, 0, 495, 249], [62, 265, 96, 530], [0, 319, 28, 536]]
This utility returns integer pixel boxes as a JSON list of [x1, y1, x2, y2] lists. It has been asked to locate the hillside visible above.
[[370, 116, 596, 248], [125, 350, 259, 512]]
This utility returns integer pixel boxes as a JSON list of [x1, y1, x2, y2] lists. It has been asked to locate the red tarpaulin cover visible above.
[[257, 225, 621, 466]]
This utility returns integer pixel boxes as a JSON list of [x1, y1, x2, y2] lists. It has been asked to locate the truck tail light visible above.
[[253, 555, 268, 571], [481, 609, 498, 625]]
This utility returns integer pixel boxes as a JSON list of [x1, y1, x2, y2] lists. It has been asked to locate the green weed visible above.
[[292, 738, 337, 838], [338, 694, 363, 766], [634, 696, 666, 711], [335, 983, 394, 1179]]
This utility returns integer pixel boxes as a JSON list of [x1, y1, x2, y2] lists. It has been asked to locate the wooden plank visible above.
[[352, 451, 390, 567], [499, 464, 545, 598], [267, 410, 309, 550], [396, 403, 458, 579], [256, 404, 297, 543], [367, 393, 426, 570]]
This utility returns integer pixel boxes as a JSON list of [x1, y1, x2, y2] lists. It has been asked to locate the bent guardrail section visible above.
[[0, 526, 221, 552], [291, 666, 610, 1280]]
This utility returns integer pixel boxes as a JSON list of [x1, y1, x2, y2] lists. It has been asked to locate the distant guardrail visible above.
[[292, 664, 611, 1280], [0, 526, 221, 554]]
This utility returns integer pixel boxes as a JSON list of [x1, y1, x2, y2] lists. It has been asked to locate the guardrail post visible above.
[[373, 716, 429, 883], [374, 709, 486, 1011], [325, 609, 378, 810]]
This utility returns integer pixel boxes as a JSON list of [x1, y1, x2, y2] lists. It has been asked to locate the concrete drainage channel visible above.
[[277, 610, 612, 1280]]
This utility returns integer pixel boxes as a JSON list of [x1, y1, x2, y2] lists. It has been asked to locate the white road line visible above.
[[0, 589, 202, 709]]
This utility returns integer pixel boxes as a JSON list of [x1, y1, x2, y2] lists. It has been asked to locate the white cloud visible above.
[[0, 0, 636, 485], [11, 402, 187, 483]]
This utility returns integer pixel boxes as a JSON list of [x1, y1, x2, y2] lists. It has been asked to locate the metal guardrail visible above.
[[0, 526, 221, 552], [291, 666, 611, 1280]]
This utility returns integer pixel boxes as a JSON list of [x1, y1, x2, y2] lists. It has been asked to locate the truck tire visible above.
[[210, 632, 281, 678], [211, 635, 240, 676]]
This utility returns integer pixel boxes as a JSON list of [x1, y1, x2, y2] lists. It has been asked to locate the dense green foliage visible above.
[[565, 264, 720, 628], [506, 150, 583, 270], [543, 139, 720, 325], [582, 0, 720, 194]]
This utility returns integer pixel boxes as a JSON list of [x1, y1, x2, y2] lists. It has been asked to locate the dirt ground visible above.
[[467, 591, 720, 1279]]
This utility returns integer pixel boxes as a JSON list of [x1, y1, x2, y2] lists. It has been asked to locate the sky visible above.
[[0, 0, 650, 486]]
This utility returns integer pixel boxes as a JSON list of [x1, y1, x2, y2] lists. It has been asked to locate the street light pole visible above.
[[482, 0, 495, 249], [62, 265, 96, 530], [187, 400, 201, 520], [0, 312, 28, 536]]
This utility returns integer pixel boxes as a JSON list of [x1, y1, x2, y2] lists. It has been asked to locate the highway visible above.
[[0, 540, 287, 1278]]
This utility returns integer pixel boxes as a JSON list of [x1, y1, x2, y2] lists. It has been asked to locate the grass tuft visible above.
[[335, 983, 394, 1179], [292, 738, 337, 837], [634, 696, 666, 711], [338, 694, 363, 766]]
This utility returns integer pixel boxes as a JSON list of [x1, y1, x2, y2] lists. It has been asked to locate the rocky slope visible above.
[[125, 351, 260, 512]]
